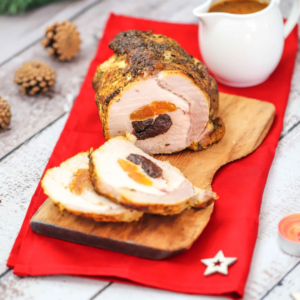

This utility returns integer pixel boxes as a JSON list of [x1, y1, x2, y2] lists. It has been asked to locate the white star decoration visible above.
[[201, 250, 237, 276]]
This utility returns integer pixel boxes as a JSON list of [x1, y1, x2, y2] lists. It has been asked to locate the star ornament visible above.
[[201, 250, 237, 276]]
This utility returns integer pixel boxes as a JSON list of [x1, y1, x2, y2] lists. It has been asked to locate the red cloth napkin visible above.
[[7, 14, 298, 299]]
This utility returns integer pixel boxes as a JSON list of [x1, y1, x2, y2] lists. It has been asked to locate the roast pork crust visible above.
[[189, 117, 226, 151], [52, 199, 142, 222], [92, 30, 225, 150]]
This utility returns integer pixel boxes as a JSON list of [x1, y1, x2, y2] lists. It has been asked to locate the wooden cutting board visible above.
[[30, 93, 275, 260]]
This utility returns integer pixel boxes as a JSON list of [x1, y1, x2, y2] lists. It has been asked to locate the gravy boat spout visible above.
[[193, 0, 213, 17], [193, 0, 221, 28]]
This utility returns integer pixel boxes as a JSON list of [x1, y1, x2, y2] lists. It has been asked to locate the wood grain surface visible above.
[[30, 93, 275, 259]]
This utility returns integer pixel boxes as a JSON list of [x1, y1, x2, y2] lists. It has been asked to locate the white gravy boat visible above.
[[193, 0, 300, 87]]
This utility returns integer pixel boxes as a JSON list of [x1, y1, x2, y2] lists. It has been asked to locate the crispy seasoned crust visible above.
[[118, 189, 216, 215], [209, 76, 219, 119], [92, 30, 225, 150], [189, 117, 225, 151], [93, 30, 211, 103], [52, 198, 142, 222], [119, 193, 193, 215]]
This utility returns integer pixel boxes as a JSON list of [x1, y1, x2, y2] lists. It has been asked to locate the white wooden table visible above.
[[0, 0, 299, 299]]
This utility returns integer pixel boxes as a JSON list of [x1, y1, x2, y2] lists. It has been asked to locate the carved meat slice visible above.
[[89, 137, 217, 215], [92, 30, 225, 154], [41, 152, 143, 222]]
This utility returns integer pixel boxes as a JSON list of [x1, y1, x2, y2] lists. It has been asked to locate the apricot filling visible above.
[[118, 159, 153, 186], [130, 101, 177, 121], [69, 169, 93, 195]]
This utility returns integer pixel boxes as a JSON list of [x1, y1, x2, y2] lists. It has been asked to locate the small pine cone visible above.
[[0, 97, 12, 132], [14, 61, 56, 96], [41, 20, 81, 61]]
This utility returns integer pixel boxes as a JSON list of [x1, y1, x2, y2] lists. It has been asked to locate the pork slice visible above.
[[89, 137, 217, 215], [41, 152, 143, 222]]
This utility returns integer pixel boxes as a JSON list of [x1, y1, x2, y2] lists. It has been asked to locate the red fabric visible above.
[[7, 14, 298, 299]]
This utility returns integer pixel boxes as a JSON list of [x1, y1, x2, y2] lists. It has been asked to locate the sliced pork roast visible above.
[[89, 137, 217, 215], [92, 30, 225, 154], [41, 152, 143, 222]]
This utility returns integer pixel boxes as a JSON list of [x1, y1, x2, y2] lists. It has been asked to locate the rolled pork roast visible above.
[[92, 30, 225, 154]]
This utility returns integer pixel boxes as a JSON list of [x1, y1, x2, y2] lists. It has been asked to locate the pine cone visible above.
[[0, 97, 11, 132], [41, 20, 81, 61], [14, 61, 56, 95]]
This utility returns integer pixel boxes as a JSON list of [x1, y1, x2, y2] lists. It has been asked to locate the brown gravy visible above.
[[209, 0, 268, 14]]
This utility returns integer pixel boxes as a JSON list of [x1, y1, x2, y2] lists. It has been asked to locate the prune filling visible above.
[[127, 154, 162, 178], [132, 114, 172, 140], [132, 118, 153, 133]]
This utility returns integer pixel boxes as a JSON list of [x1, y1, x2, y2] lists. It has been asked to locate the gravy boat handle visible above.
[[193, 0, 213, 16], [277, 0, 300, 38]]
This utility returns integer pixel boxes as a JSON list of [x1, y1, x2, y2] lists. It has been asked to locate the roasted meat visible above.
[[92, 30, 225, 154], [41, 152, 143, 222], [89, 137, 217, 215]]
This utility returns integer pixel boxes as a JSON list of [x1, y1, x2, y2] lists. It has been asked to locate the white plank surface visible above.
[[94, 283, 227, 300], [0, 272, 109, 300], [282, 39, 300, 136], [263, 262, 300, 300], [0, 0, 103, 66], [0, 0, 300, 299], [278, 0, 300, 136], [0, 11, 95, 158], [245, 124, 300, 300], [0, 114, 68, 275]]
